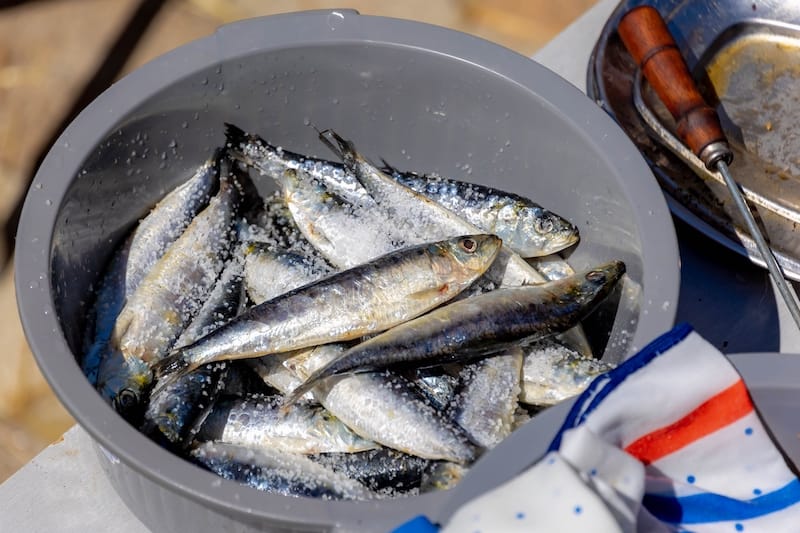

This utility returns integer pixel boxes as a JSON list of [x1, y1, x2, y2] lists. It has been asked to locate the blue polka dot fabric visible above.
[[391, 325, 800, 532]]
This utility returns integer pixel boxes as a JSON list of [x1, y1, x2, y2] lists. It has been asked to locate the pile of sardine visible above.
[[81, 124, 625, 500]]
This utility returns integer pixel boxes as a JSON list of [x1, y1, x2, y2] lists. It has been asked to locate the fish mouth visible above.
[[542, 228, 580, 254]]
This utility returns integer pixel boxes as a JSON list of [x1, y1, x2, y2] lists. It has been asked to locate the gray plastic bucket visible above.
[[15, 10, 680, 533]]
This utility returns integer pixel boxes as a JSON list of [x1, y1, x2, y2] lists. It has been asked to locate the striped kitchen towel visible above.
[[394, 323, 800, 532]]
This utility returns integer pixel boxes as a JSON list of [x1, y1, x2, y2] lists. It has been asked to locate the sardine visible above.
[[195, 394, 378, 455], [318, 130, 594, 358], [191, 441, 374, 500], [318, 129, 544, 287], [153, 234, 502, 378], [519, 339, 615, 406], [382, 164, 578, 257], [142, 256, 247, 443], [287, 261, 625, 401], [125, 152, 220, 296], [141, 361, 229, 447], [452, 347, 523, 449], [224, 123, 374, 208], [83, 154, 220, 384], [112, 161, 241, 365], [310, 449, 431, 494], [289, 344, 477, 464], [243, 243, 330, 305]]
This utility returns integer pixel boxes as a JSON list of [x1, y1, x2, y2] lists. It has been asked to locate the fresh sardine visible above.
[[318, 130, 544, 287], [154, 234, 502, 378], [383, 164, 578, 257], [191, 441, 374, 500], [84, 154, 220, 384], [195, 394, 378, 455], [288, 261, 625, 401], [519, 339, 615, 406], [289, 344, 477, 464], [112, 161, 241, 365], [452, 347, 523, 448], [142, 256, 247, 443], [310, 449, 431, 494]]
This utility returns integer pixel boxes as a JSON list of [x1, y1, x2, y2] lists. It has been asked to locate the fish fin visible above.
[[280, 378, 317, 412], [317, 129, 357, 167], [407, 285, 450, 301], [378, 157, 400, 176], [223, 123, 251, 148]]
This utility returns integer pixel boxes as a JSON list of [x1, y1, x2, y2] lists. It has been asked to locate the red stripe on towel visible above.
[[624, 379, 753, 465]]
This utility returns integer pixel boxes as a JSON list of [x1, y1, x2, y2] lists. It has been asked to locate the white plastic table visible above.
[[3, 0, 798, 530]]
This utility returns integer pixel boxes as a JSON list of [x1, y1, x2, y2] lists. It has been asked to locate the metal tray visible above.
[[588, 0, 800, 280]]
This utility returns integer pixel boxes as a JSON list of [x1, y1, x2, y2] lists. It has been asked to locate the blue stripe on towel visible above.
[[644, 479, 800, 524]]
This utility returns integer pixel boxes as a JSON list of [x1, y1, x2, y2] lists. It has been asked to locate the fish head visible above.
[[514, 205, 580, 256], [576, 260, 627, 302], [96, 349, 153, 424], [439, 234, 503, 278]]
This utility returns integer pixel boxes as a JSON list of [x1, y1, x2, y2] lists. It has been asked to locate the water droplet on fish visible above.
[[201, 77, 208, 85], [331, 97, 339, 105], [34, 183, 42, 190], [29, 281, 39, 289], [63, 142, 70, 148], [303, 117, 311, 126], [45, 199, 52, 206]]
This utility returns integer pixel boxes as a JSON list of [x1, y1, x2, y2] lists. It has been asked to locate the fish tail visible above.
[[152, 351, 191, 380], [317, 129, 357, 167], [280, 378, 317, 411], [223, 122, 251, 149]]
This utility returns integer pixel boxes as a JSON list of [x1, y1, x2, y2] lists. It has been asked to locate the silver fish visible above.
[[289, 344, 477, 464], [243, 243, 330, 306], [191, 441, 374, 500], [112, 163, 240, 365], [225, 123, 374, 208], [142, 256, 247, 443], [318, 131, 597, 359], [154, 234, 502, 378], [276, 166, 407, 269], [195, 394, 378, 455], [318, 130, 544, 287], [125, 152, 220, 296], [452, 347, 523, 449], [519, 339, 615, 406], [287, 260, 625, 401], [84, 154, 220, 385], [383, 164, 579, 257], [310, 449, 431, 495]]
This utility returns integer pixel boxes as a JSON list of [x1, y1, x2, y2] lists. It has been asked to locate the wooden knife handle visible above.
[[618, 5, 729, 165]]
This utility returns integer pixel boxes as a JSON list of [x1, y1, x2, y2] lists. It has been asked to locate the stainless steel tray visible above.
[[588, 0, 800, 280]]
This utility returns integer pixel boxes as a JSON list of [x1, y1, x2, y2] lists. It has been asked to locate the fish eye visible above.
[[115, 388, 139, 410], [535, 218, 555, 234], [586, 270, 607, 283], [460, 238, 477, 253]]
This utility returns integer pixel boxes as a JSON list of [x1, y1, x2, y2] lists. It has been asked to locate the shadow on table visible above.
[[674, 218, 782, 353]]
